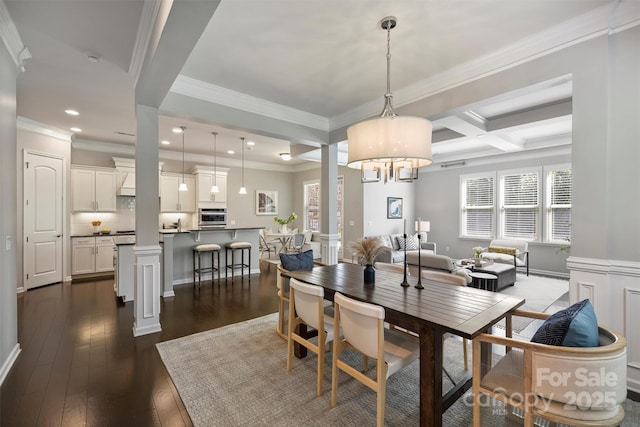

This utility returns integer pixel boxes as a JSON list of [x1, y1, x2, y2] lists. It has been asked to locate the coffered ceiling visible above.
[[5, 0, 628, 169]]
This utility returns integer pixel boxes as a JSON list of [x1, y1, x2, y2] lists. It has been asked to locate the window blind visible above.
[[548, 169, 572, 242], [462, 176, 494, 238], [501, 172, 539, 240]]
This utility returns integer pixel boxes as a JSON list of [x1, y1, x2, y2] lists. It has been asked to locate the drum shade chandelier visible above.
[[347, 16, 432, 182]]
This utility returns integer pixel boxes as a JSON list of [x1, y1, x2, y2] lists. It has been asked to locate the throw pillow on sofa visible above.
[[396, 235, 419, 250], [531, 299, 599, 347]]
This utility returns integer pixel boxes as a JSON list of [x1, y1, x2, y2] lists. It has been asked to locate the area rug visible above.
[[155, 313, 640, 427], [497, 273, 569, 335]]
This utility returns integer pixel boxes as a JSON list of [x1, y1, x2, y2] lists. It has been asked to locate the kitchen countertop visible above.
[[71, 231, 136, 238]]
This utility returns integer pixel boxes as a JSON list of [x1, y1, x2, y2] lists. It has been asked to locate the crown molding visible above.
[[0, 1, 31, 70], [331, 3, 627, 130], [129, 0, 161, 84], [170, 75, 330, 131], [17, 116, 72, 141]]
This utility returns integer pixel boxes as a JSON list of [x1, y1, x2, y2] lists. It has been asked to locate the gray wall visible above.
[[416, 154, 572, 276], [1, 38, 19, 384]]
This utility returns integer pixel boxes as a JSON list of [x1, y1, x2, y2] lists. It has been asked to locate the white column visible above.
[[320, 144, 339, 264], [133, 103, 162, 336], [133, 245, 162, 336]]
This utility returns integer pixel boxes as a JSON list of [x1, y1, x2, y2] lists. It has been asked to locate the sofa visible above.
[[370, 233, 436, 264], [480, 239, 529, 276], [405, 252, 472, 284]]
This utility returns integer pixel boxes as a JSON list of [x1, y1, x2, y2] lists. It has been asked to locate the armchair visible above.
[[472, 309, 627, 426], [481, 239, 529, 276]]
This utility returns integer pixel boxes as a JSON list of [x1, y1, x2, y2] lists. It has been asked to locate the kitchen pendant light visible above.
[[347, 16, 432, 182], [211, 132, 219, 193], [178, 126, 188, 192], [238, 137, 247, 195]]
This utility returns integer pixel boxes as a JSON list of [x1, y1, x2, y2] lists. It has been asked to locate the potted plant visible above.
[[273, 212, 297, 233], [350, 237, 387, 283]]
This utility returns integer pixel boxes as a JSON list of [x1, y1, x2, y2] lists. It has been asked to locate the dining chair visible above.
[[287, 278, 335, 396], [421, 270, 470, 371], [330, 292, 420, 427], [286, 233, 306, 254], [259, 233, 277, 259]]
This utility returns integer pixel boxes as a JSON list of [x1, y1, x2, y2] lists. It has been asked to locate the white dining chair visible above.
[[287, 278, 335, 396], [330, 292, 420, 427]]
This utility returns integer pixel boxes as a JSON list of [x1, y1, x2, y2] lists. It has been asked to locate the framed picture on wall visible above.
[[387, 197, 403, 219], [256, 190, 278, 215]]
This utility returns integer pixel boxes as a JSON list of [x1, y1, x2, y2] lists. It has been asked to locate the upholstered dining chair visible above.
[[275, 252, 322, 340], [330, 292, 420, 427], [286, 278, 335, 396], [472, 308, 627, 427]]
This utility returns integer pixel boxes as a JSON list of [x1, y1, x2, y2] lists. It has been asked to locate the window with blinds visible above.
[[500, 170, 540, 240], [547, 167, 572, 243], [304, 181, 320, 232], [460, 166, 571, 244], [461, 174, 494, 238]]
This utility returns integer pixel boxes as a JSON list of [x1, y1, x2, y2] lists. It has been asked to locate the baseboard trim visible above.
[[0, 343, 21, 386]]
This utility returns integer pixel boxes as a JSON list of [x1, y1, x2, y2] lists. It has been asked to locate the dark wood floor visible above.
[[1, 261, 281, 427]]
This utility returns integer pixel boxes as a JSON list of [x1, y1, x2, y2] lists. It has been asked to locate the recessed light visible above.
[[172, 127, 184, 133], [280, 153, 291, 161], [65, 109, 79, 116], [161, 140, 170, 145], [70, 127, 82, 132], [227, 150, 235, 155], [246, 141, 255, 146]]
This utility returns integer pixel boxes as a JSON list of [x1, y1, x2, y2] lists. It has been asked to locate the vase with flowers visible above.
[[350, 237, 388, 283], [273, 212, 297, 233], [473, 246, 484, 267]]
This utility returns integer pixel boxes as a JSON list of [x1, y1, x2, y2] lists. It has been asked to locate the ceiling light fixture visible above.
[[65, 109, 79, 116], [280, 153, 291, 161], [346, 16, 432, 183], [70, 127, 82, 132], [178, 126, 188, 192], [211, 132, 219, 193], [238, 137, 247, 195], [161, 140, 170, 145]]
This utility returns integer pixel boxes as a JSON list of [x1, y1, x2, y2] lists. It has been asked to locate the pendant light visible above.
[[178, 126, 188, 192], [211, 132, 219, 193], [347, 16, 432, 182], [238, 137, 247, 195]]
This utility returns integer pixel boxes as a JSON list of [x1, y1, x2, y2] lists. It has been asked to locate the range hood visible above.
[[113, 157, 136, 197], [117, 172, 136, 196]]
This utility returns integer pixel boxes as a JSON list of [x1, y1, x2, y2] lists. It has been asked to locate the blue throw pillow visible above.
[[279, 250, 314, 271], [531, 299, 599, 347]]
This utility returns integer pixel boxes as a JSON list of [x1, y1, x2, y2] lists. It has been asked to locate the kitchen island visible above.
[[160, 227, 262, 297]]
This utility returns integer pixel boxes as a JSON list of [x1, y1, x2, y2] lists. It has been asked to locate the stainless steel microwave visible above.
[[198, 208, 227, 227]]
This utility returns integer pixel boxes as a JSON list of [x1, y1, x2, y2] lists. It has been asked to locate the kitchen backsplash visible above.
[[71, 197, 197, 235], [71, 196, 136, 235]]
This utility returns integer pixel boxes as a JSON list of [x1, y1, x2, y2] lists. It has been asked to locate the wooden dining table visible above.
[[283, 262, 525, 427]]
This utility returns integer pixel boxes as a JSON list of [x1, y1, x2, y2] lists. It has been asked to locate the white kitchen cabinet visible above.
[[197, 173, 227, 204], [71, 167, 117, 212], [160, 173, 195, 212], [72, 236, 114, 275]]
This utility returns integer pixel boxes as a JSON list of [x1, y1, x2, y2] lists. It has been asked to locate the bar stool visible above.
[[192, 243, 221, 287], [469, 271, 498, 291], [225, 241, 252, 282]]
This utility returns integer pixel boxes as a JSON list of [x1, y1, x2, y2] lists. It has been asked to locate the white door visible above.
[[24, 152, 64, 289]]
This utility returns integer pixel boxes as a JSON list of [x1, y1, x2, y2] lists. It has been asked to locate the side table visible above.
[[469, 271, 498, 291]]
